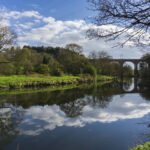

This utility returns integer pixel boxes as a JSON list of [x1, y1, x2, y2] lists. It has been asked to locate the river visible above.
[[0, 78, 150, 150]]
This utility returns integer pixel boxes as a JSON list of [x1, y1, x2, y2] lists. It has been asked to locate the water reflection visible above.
[[123, 78, 135, 92], [0, 79, 150, 150], [1, 94, 150, 136]]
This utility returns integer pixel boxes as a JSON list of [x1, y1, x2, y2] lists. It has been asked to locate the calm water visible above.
[[0, 79, 150, 150]]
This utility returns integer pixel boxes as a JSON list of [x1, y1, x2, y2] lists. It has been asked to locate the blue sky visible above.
[[0, 0, 147, 58], [0, 0, 90, 20]]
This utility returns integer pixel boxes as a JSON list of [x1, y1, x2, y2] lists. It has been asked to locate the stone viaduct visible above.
[[110, 58, 147, 77]]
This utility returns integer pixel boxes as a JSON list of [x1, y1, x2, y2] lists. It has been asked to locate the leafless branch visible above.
[[87, 0, 150, 47]]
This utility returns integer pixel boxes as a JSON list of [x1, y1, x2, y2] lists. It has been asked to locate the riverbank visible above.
[[0, 75, 113, 89], [131, 142, 150, 150], [0, 80, 113, 96]]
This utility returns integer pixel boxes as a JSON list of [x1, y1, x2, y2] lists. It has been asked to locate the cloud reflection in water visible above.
[[17, 94, 150, 136]]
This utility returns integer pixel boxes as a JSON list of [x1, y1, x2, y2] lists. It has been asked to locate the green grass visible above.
[[0, 75, 80, 89], [131, 142, 150, 150], [0, 75, 113, 89]]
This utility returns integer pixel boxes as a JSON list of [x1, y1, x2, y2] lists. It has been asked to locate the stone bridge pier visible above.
[[110, 59, 144, 77]]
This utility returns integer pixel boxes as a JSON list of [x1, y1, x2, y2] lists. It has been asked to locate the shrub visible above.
[[84, 65, 97, 77], [0, 63, 16, 75], [51, 68, 64, 76], [16, 66, 24, 75], [37, 64, 50, 74], [131, 142, 150, 150]]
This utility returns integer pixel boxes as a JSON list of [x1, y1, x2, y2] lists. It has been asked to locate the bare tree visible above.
[[87, 0, 150, 47], [97, 51, 112, 59], [89, 51, 98, 59], [0, 25, 16, 51], [65, 43, 83, 54], [89, 50, 111, 59]]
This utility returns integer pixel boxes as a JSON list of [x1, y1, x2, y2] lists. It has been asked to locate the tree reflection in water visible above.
[[0, 104, 24, 150], [0, 79, 150, 150]]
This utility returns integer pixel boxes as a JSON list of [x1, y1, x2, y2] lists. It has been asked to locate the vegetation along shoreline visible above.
[[0, 75, 113, 89]]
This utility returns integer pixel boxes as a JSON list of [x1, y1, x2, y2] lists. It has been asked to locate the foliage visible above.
[[140, 53, 150, 77], [84, 65, 97, 76], [37, 64, 50, 74], [123, 65, 133, 76], [55, 48, 90, 75], [131, 142, 150, 150], [0, 45, 133, 80], [89, 51, 130, 76], [142, 53, 150, 66], [0, 63, 16, 75], [51, 68, 64, 76]]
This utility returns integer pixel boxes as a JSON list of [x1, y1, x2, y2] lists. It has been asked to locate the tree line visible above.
[[0, 44, 134, 77]]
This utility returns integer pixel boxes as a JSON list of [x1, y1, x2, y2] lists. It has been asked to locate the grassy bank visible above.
[[0, 75, 113, 89], [0, 80, 113, 96]]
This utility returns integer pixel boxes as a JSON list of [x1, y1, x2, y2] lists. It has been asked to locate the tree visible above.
[[65, 43, 83, 54], [123, 65, 133, 76], [14, 48, 33, 74], [142, 53, 150, 65], [97, 51, 112, 59], [89, 51, 98, 59], [87, 0, 150, 47], [89, 51, 112, 74], [140, 53, 150, 77], [131, 142, 150, 150], [0, 25, 16, 50], [37, 64, 50, 74]]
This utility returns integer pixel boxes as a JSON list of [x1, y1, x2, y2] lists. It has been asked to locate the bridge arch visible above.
[[122, 61, 135, 76], [110, 59, 145, 77], [122, 78, 139, 93]]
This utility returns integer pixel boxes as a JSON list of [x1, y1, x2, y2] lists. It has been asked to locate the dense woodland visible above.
[[0, 44, 135, 77]]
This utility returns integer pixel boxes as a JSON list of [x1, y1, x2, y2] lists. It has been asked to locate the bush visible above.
[[16, 66, 24, 75], [84, 65, 97, 76], [140, 68, 150, 77], [51, 68, 64, 76], [37, 64, 50, 74], [131, 142, 150, 150], [0, 63, 16, 75]]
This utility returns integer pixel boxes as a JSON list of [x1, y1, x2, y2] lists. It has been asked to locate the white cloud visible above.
[[0, 8, 42, 20], [0, 7, 149, 58]]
